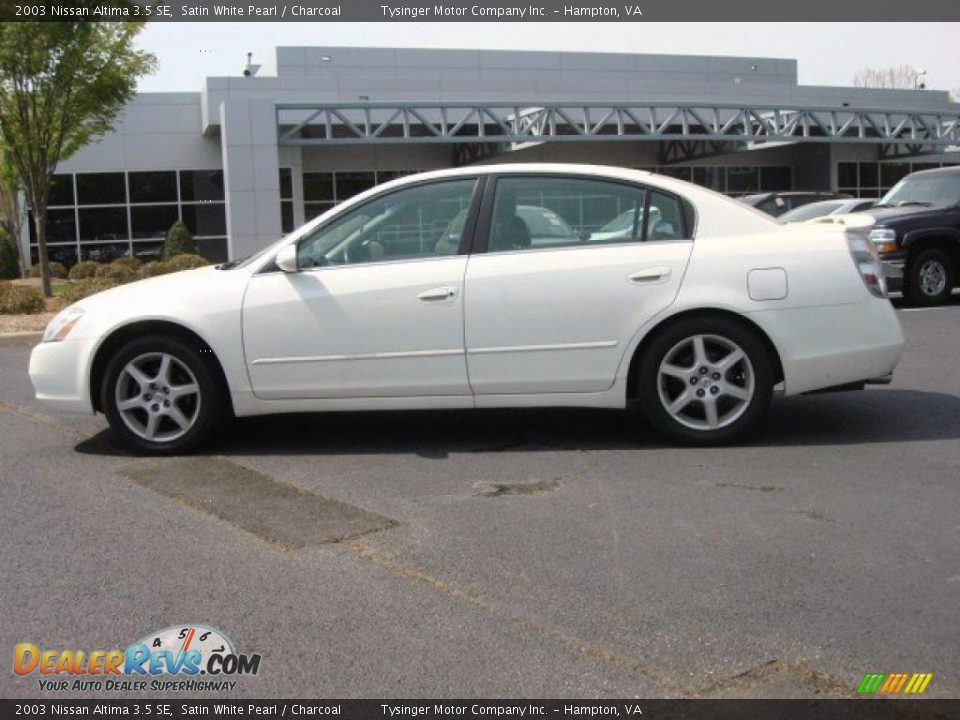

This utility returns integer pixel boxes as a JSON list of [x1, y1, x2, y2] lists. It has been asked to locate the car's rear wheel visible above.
[[101, 335, 224, 454], [636, 317, 774, 445], [904, 248, 953, 306]]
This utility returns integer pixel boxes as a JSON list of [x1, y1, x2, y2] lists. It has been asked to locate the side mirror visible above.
[[275, 244, 299, 273]]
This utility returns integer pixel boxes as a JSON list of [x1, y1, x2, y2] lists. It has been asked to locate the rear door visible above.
[[463, 174, 694, 395]]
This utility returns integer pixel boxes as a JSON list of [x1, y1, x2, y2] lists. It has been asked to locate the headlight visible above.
[[42, 307, 85, 343], [868, 227, 897, 254]]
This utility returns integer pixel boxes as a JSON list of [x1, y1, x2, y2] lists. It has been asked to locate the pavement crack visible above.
[[715, 482, 783, 493], [474, 478, 560, 497]]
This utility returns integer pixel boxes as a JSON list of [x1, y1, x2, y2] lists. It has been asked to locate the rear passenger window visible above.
[[646, 191, 686, 241], [489, 177, 646, 252]]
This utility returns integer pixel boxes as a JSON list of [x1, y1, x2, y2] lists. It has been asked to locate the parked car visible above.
[[839, 166, 959, 306], [30, 165, 904, 454], [740, 191, 852, 217], [778, 198, 878, 224]]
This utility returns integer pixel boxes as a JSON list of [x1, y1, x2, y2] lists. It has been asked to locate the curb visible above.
[[0, 332, 42, 346]]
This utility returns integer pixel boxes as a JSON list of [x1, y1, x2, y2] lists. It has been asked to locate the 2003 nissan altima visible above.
[[29, 164, 904, 454]]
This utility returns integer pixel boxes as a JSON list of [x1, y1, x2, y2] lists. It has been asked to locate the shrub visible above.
[[94, 263, 138, 284], [0, 283, 46, 314], [166, 253, 209, 272], [0, 234, 21, 280], [30, 261, 67, 279], [163, 220, 197, 260], [60, 279, 118, 305], [138, 261, 172, 279], [111, 255, 140, 270], [68, 260, 100, 280]]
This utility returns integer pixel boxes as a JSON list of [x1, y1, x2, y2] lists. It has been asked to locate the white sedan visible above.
[[29, 164, 904, 453]]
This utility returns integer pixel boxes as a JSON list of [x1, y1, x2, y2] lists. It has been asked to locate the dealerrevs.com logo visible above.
[[14, 624, 262, 692]]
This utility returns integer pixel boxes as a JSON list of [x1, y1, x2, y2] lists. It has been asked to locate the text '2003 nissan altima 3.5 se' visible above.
[[29, 164, 905, 454]]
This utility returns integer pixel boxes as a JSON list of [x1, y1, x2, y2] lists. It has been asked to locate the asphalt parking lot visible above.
[[1, 300, 958, 699]]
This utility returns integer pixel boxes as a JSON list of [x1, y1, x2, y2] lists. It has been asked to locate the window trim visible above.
[[472, 173, 694, 256], [259, 175, 486, 275]]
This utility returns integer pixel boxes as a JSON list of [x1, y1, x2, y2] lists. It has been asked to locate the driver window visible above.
[[296, 179, 477, 269]]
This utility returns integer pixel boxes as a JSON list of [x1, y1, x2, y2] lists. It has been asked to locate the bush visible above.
[[111, 255, 140, 270], [30, 261, 67, 279], [0, 234, 21, 280], [166, 253, 209, 272], [94, 263, 138, 284], [0, 283, 46, 314], [138, 261, 172, 279], [68, 260, 100, 280], [163, 220, 197, 260], [60, 279, 118, 305]]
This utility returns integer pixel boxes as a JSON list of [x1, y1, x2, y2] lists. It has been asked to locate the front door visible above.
[[242, 177, 480, 400]]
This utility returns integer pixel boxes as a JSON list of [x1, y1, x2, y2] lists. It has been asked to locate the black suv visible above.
[[863, 166, 960, 305]]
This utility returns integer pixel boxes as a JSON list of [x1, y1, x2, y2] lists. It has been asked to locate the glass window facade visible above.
[[32, 168, 228, 266], [836, 161, 948, 198], [640, 165, 792, 194], [302, 170, 420, 221]]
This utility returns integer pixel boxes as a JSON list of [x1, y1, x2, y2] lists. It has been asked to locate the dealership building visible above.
[[25, 45, 960, 266]]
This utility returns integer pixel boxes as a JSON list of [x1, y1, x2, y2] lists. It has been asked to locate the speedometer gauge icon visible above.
[[134, 624, 235, 667]]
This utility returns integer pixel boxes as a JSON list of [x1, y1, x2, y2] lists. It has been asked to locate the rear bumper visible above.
[[748, 298, 904, 396]]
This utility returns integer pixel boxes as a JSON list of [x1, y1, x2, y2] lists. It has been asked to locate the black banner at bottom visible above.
[[1, 700, 959, 720]]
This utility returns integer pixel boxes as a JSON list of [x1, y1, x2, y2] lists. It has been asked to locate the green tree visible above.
[[0, 18, 155, 296], [163, 220, 197, 260], [0, 148, 25, 278]]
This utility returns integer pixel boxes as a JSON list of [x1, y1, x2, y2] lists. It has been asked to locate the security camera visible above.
[[243, 52, 261, 78]]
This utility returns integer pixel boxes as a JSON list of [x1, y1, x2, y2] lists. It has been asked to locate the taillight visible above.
[[847, 233, 887, 298]]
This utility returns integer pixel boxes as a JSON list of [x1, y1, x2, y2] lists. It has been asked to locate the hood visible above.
[[859, 205, 952, 227], [74, 265, 250, 318]]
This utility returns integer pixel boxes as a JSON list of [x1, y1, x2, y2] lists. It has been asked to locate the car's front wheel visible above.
[[636, 317, 774, 445], [101, 335, 224, 454], [904, 248, 954, 306]]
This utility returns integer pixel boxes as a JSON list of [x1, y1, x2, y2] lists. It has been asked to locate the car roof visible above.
[[908, 165, 960, 178]]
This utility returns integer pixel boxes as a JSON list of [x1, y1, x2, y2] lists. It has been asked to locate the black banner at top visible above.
[[2, 0, 960, 21]]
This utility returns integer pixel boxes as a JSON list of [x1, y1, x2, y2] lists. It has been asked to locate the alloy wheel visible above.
[[114, 352, 201, 442], [656, 334, 755, 431], [918, 259, 947, 298]]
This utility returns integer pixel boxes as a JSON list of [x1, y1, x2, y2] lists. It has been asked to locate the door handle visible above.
[[629, 267, 671, 283], [417, 286, 457, 302]]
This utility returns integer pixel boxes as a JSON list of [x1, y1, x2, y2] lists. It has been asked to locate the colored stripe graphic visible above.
[[857, 673, 885, 694], [904, 673, 934, 694], [857, 672, 933, 694]]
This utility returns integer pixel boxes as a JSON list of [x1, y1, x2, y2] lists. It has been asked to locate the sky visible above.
[[134, 22, 960, 95]]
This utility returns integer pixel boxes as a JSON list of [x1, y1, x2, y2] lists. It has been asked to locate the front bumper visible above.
[[28, 338, 95, 414], [882, 258, 905, 293]]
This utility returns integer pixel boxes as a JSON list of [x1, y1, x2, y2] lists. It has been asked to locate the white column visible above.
[[219, 98, 282, 259]]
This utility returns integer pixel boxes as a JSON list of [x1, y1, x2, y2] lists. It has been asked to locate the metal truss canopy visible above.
[[276, 101, 960, 148]]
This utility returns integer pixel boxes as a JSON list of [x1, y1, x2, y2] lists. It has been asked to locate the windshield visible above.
[[879, 174, 960, 208]]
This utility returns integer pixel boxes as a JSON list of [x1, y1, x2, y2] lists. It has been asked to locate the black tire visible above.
[[903, 248, 954, 306], [636, 316, 775, 446], [101, 335, 225, 455]]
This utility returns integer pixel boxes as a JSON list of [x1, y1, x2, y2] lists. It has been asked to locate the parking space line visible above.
[[0, 399, 92, 442], [343, 537, 683, 695]]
